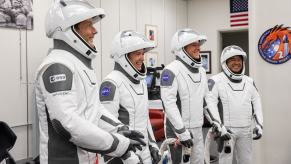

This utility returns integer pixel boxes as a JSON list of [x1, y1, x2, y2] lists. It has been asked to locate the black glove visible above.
[[118, 126, 146, 147], [180, 139, 193, 148], [211, 121, 221, 134], [216, 129, 232, 153], [221, 133, 231, 141], [180, 131, 194, 148], [127, 138, 145, 153], [149, 145, 161, 164], [253, 125, 262, 140], [220, 127, 232, 141]]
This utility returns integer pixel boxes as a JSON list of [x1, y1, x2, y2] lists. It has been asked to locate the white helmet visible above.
[[171, 28, 207, 68], [45, 0, 105, 59], [111, 30, 155, 80], [221, 45, 247, 81]]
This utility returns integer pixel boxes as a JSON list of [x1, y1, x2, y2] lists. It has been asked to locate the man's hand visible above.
[[215, 127, 232, 153], [118, 126, 146, 146], [220, 126, 231, 141], [211, 122, 231, 141], [128, 139, 145, 152], [211, 121, 222, 133], [149, 145, 161, 164], [253, 125, 263, 140], [179, 130, 193, 148], [180, 139, 193, 148]]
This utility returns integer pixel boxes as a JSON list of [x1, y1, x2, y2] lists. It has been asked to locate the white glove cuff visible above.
[[107, 133, 130, 157], [256, 125, 263, 135], [178, 129, 191, 141], [221, 126, 228, 136], [122, 151, 140, 164]]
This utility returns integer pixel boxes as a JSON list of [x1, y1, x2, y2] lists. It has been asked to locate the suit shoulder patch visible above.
[[161, 69, 175, 86], [42, 63, 73, 93], [99, 81, 117, 102], [208, 79, 216, 91]]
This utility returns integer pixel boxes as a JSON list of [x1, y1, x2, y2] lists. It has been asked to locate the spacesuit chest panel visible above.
[[176, 61, 203, 97], [56, 51, 99, 121], [175, 61, 205, 127], [219, 74, 253, 127], [118, 73, 148, 131]]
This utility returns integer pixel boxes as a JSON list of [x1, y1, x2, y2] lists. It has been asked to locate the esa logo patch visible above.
[[101, 86, 111, 97], [49, 74, 66, 83], [162, 74, 170, 81], [258, 24, 291, 64]]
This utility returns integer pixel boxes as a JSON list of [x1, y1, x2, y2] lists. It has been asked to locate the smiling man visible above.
[[160, 28, 208, 164], [99, 30, 161, 164], [35, 1, 145, 164], [127, 49, 145, 71], [226, 55, 243, 73], [205, 45, 264, 164], [74, 18, 97, 48]]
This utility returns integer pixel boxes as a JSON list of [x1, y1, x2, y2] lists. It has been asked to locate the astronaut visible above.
[[160, 28, 208, 164], [205, 45, 264, 164], [35, 1, 144, 164], [99, 30, 161, 164]]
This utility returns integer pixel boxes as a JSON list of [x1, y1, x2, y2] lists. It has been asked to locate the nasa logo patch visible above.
[[162, 74, 170, 82], [101, 86, 110, 97]]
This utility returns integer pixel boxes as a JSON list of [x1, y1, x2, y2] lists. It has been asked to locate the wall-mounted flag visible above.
[[230, 0, 248, 27]]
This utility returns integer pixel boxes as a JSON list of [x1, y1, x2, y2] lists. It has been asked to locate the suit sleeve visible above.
[[99, 80, 123, 130], [160, 69, 189, 139], [251, 81, 263, 128], [98, 80, 124, 133], [205, 78, 222, 124], [147, 117, 159, 149]]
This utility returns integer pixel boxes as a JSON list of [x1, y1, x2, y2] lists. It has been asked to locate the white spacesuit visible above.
[[205, 45, 264, 164], [99, 30, 160, 164], [160, 28, 208, 164], [35, 1, 142, 164]]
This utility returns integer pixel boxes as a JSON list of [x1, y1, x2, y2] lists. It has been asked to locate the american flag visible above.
[[230, 0, 248, 27]]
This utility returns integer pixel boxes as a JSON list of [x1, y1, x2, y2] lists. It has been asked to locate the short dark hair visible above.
[[74, 23, 80, 30]]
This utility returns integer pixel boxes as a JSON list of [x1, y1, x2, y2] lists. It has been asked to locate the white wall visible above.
[[100, 0, 188, 79], [0, 0, 187, 160], [188, 0, 249, 77], [188, 0, 291, 163], [0, 0, 53, 160], [249, 0, 291, 163], [188, 0, 231, 77], [3, 0, 290, 163]]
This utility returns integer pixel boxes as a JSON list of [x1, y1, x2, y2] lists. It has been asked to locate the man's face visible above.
[[184, 41, 200, 60], [75, 18, 97, 48], [127, 49, 145, 71], [226, 55, 243, 73]]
